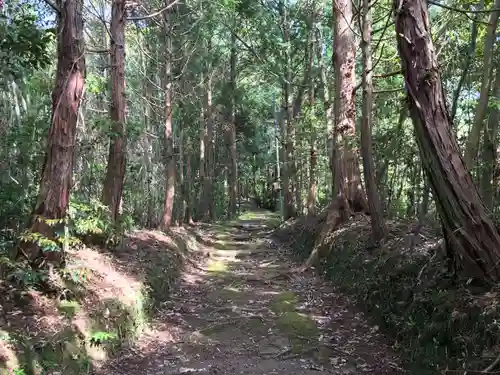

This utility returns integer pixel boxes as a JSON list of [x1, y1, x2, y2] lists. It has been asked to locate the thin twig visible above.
[[127, 0, 182, 21]]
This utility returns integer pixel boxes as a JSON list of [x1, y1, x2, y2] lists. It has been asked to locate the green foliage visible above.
[[0, 2, 53, 81], [68, 198, 135, 247], [10, 266, 48, 287], [89, 331, 117, 347]]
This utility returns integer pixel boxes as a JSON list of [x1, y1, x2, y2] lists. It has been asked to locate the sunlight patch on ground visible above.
[[206, 259, 229, 273], [0, 330, 19, 374]]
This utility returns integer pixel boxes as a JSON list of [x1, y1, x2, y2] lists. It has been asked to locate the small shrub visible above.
[[68, 198, 134, 248]]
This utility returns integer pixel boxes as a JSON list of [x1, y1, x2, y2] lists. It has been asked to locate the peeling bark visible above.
[[332, 0, 367, 212], [394, 0, 500, 281], [25, 0, 85, 263]]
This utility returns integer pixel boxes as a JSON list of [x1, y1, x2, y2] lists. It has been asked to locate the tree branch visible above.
[[374, 70, 401, 78], [127, 0, 181, 21], [374, 87, 404, 94], [428, 0, 500, 14], [43, 0, 60, 14]]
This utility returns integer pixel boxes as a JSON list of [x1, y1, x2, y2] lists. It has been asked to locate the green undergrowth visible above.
[[275, 217, 500, 374], [0, 223, 199, 375]]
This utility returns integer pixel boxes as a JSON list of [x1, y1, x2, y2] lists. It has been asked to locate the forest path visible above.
[[96, 208, 404, 375]]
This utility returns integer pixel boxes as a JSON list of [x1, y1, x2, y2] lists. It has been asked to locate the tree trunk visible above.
[[332, 0, 367, 211], [178, 120, 185, 225], [463, 0, 500, 169], [227, 29, 238, 219], [394, 0, 500, 281], [450, 0, 484, 122], [280, 0, 296, 220], [201, 43, 215, 221], [480, 62, 500, 208], [185, 153, 194, 224], [307, 6, 317, 216], [24, 0, 85, 262], [198, 72, 206, 217], [103, 0, 127, 222], [161, 7, 176, 230], [360, 0, 387, 240], [315, 20, 334, 197]]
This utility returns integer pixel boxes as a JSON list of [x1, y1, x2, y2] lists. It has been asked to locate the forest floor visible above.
[[4, 205, 498, 374], [92, 207, 404, 375]]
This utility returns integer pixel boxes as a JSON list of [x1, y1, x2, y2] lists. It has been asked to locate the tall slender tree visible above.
[[161, 5, 176, 229], [360, 0, 387, 240], [103, 0, 127, 222], [227, 27, 238, 219]]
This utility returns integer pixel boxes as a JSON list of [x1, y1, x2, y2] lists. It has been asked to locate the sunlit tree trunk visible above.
[[332, 0, 367, 211], [25, 0, 85, 261], [360, 0, 387, 240], [103, 0, 127, 222], [161, 7, 176, 230], [395, 0, 500, 281], [463, 0, 500, 169]]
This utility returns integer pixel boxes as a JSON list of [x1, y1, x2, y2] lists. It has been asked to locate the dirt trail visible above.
[[95, 210, 404, 375]]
